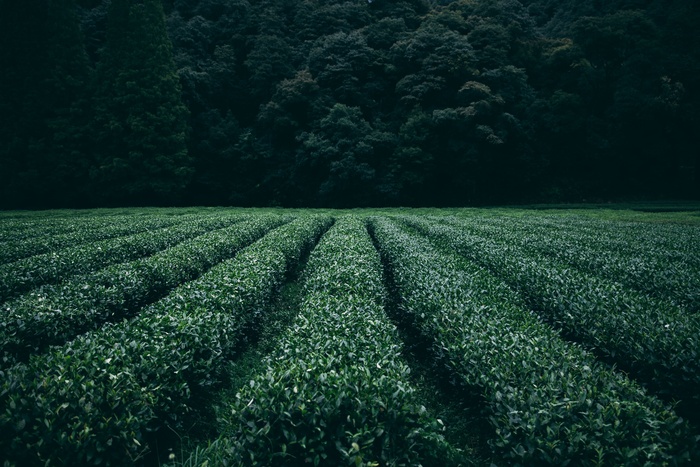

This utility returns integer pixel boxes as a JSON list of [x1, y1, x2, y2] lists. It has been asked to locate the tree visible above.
[[391, 23, 476, 110], [308, 31, 383, 109], [4, 0, 696, 208], [187, 109, 251, 205], [245, 35, 296, 102], [296, 104, 392, 207], [92, 0, 191, 205], [0, 0, 91, 208], [391, 110, 436, 204]]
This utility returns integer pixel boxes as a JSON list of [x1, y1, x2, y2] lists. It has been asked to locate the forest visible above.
[[1, 0, 698, 208]]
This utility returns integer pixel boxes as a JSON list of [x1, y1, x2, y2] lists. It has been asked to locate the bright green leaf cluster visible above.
[[193, 216, 468, 466], [370, 216, 698, 465], [0, 215, 288, 368], [0, 215, 331, 465], [0, 214, 241, 301]]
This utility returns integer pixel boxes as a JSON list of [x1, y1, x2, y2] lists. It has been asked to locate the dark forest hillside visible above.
[[1, 0, 698, 207]]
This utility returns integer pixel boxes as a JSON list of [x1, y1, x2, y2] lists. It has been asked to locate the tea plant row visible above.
[[514, 213, 700, 261], [370, 216, 697, 464], [0, 214, 242, 302], [404, 215, 700, 415], [0, 215, 289, 368], [0, 209, 697, 466], [443, 214, 700, 311], [0, 212, 156, 243], [0, 214, 185, 265], [0, 215, 331, 465], [190, 217, 467, 466]]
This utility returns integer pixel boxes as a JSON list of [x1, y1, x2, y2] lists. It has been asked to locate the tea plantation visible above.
[[1, 207, 699, 466]]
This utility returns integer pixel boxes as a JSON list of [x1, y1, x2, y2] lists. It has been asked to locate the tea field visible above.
[[1, 206, 699, 466]]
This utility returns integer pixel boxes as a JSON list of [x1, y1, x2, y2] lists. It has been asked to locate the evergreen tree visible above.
[[0, 0, 91, 208], [92, 0, 191, 205]]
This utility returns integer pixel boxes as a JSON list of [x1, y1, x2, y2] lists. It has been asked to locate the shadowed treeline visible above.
[[1, 0, 698, 208]]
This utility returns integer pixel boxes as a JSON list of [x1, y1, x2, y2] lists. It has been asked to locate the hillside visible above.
[[1, 0, 698, 207]]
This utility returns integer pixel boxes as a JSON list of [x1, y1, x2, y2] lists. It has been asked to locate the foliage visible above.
[[0, 0, 91, 208], [370, 215, 698, 465], [0, 214, 181, 265], [2, 0, 699, 207], [0, 207, 698, 465], [0, 215, 241, 302], [0, 215, 286, 368], [90, 0, 192, 205], [0, 213, 331, 465], [441, 213, 700, 312], [405, 214, 700, 417], [188, 216, 468, 466]]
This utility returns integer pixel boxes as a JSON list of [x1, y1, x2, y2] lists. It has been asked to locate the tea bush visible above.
[[0, 216, 287, 368], [405, 216, 700, 412], [371, 216, 698, 465], [0, 216, 330, 465], [0, 214, 183, 265], [192, 217, 468, 466], [0, 215, 241, 301]]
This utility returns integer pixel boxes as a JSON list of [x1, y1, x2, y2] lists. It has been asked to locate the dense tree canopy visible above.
[[91, 0, 191, 205], [1, 0, 698, 207]]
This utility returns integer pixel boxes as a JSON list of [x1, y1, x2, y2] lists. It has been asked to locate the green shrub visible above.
[[191, 217, 468, 466], [0, 216, 286, 368], [405, 215, 700, 413], [0, 216, 331, 465], [0, 214, 241, 301], [0, 213, 182, 265], [371, 216, 698, 465]]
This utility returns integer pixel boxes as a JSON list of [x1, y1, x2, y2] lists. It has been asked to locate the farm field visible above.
[[0, 206, 699, 466]]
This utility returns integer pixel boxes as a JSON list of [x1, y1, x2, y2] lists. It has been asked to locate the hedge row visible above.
[[531, 215, 700, 259], [0, 214, 184, 265], [0, 213, 137, 243], [404, 216, 700, 416], [475, 212, 693, 274], [188, 216, 467, 466], [465, 213, 700, 268], [441, 214, 700, 312], [0, 215, 331, 466], [0, 215, 287, 368], [370, 216, 698, 465], [0, 214, 240, 302]]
